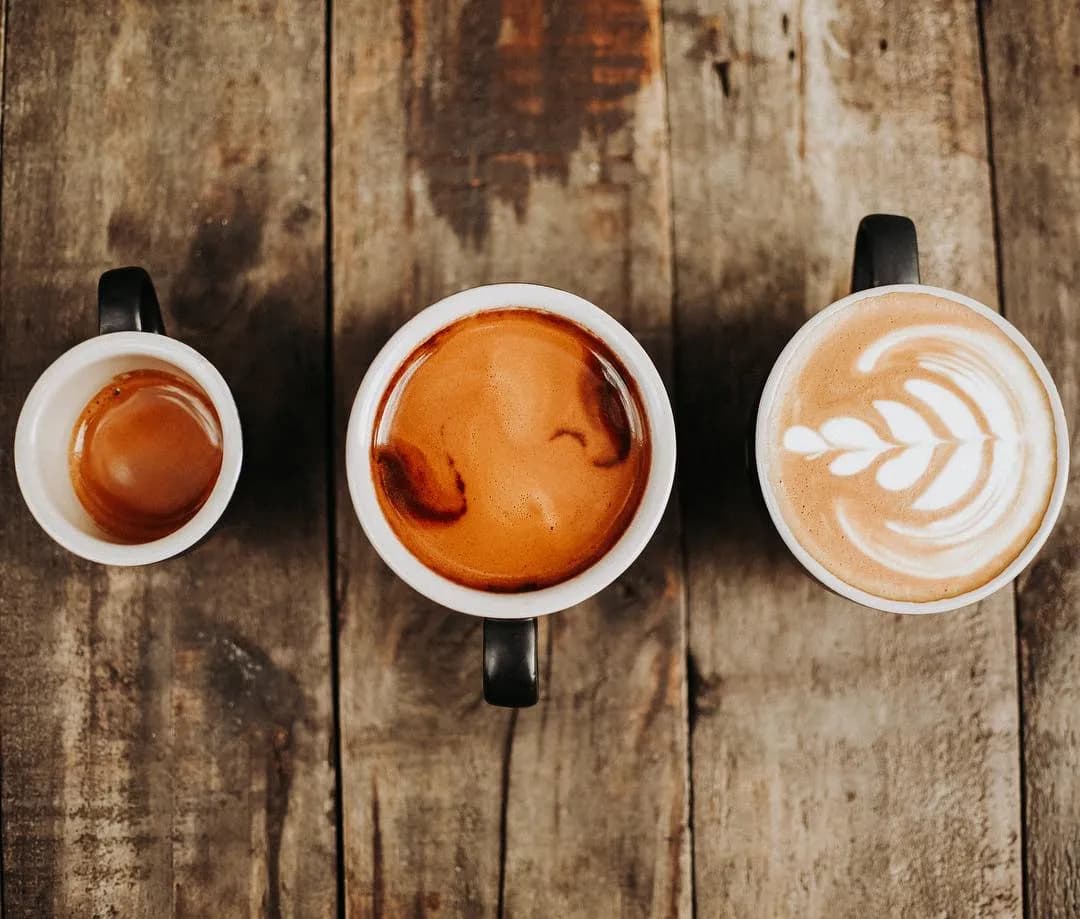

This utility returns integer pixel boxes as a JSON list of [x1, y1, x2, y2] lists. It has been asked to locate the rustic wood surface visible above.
[[332, 1, 688, 915], [0, 2, 336, 916], [981, 2, 1080, 916], [0, 0, 1076, 917], [664, 0, 1023, 915]]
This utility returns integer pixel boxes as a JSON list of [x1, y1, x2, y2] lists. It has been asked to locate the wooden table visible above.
[[0, 1, 1076, 916]]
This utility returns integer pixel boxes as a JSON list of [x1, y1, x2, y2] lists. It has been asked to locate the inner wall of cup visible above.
[[31, 354, 203, 542]]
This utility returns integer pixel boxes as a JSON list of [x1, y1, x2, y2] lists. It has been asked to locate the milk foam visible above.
[[767, 292, 1058, 603]]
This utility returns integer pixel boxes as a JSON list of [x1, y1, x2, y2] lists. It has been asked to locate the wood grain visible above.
[[0, 2, 335, 915], [664, 0, 1022, 914], [981, 1, 1080, 915], [332, 0, 689, 915], [0, 2, 6, 913]]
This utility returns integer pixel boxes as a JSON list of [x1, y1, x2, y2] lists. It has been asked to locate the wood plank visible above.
[[0, 2, 335, 915], [980, 2, 1080, 915], [0, 2, 6, 913], [332, 0, 689, 915], [664, 0, 1022, 914]]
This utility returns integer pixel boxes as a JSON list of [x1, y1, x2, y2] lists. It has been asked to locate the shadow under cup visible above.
[[346, 283, 677, 708], [15, 332, 243, 566]]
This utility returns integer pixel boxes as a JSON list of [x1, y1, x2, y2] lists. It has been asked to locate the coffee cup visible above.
[[755, 215, 1069, 613], [14, 268, 243, 565], [346, 283, 677, 706]]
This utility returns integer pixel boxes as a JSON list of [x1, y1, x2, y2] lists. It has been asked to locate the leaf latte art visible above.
[[764, 292, 1059, 603]]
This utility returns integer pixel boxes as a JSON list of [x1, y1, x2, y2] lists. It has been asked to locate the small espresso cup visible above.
[[755, 215, 1069, 613], [346, 283, 677, 707], [14, 268, 243, 566]]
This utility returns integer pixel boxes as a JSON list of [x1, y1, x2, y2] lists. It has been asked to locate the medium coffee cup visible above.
[[14, 268, 243, 565], [755, 215, 1069, 613], [346, 283, 677, 706]]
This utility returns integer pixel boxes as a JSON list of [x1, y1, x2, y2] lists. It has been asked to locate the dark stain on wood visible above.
[[170, 184, 267, 333], [371, 775, 385, 918], [283, 201, 315, 235], [797, 26, 807, 158], [107, 209, 153, 253], [600, 561, 660, 616], [713, 60, 731, 96], [495, 709, 518, 919], [266, 726, 292, 919], [180, 613, 305, 916], [685, 652, 706, 731], [684, 15, 723, 62], [666, 794, 686, 919], [404, 0, 655, 246]]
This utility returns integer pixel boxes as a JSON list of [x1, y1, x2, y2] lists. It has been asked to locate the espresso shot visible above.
[[69, 368, 224, 543], [371, 308, 651, 592]]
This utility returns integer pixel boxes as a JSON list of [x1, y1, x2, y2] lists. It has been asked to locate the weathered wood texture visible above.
[[664, 0, 1021, 915], [981, 2, 1080, 916], [0, 2, 336, 916], [0, 2, 6, 913], [332, 0, 689, 915]]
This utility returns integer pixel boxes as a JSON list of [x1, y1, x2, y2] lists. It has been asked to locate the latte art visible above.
[[764, 292, 1059, 602]]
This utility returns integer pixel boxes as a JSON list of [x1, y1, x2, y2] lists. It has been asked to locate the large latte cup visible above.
[[756, 215, 1069, 614]]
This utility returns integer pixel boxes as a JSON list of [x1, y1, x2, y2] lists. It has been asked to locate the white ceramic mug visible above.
[[755, 215, 1069, 614], [346, 283, 677, 705], [14, 268, 243, 566]]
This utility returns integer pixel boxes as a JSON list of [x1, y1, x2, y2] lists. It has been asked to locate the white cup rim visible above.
[[14, 331, 243, 566], [755, 283, 1070, 614], [345, 283, 677, 619]]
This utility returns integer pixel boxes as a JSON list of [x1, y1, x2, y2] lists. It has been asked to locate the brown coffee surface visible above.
[[763, 291, 1058, 603], [70, 369, 223, 543], [372, 309, 650, 592]]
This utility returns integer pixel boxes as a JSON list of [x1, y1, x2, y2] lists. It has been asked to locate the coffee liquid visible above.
[[372, 309, 650, 592], [763, 291, 1058, 602], [70, 369, 223, 543]]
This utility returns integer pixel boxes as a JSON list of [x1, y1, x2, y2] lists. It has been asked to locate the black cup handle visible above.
[[483, 619, 539, 707], [99, 267, 166, 335], [851, 214, 920, 292]]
